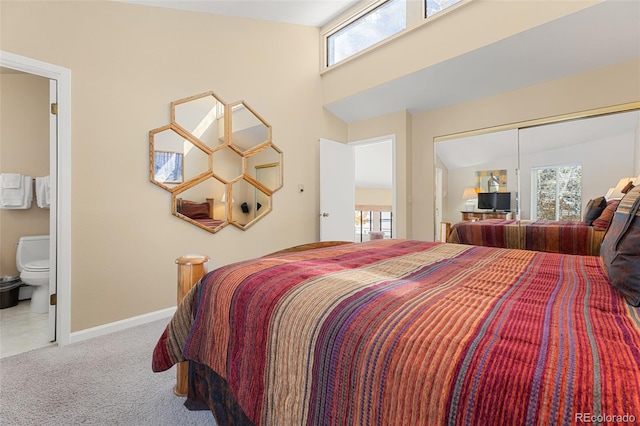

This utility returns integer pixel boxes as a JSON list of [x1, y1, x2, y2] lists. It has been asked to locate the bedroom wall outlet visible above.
[[298, 184, 304, 193]]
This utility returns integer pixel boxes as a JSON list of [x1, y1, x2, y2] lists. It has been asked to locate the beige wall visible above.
[[0, 72, 50, 276], [0, 1, 343, 331], [356, 188, 392, 207]]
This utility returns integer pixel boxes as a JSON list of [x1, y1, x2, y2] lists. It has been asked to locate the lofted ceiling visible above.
[[115, 1, 640, 125], [111, 0, 639, 189], [324, 0, 640, 123], [115, 0, 362, 27]]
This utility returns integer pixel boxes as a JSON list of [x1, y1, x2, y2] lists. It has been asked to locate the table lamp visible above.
[[462, 186, 477, 212]]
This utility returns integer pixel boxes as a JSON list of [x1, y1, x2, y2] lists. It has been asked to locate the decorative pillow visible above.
[[179, 200, 210, 220], [592, 200, 620, 231], [583, 196, 607, 225], [621, 181, 634, 194], [600, 185, 640, 306]]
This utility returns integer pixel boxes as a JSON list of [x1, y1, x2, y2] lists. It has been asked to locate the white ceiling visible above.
[[116, 0, 362, 27]]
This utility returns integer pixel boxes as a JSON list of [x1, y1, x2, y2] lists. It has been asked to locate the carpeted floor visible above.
[[0, 318, 215, 425]]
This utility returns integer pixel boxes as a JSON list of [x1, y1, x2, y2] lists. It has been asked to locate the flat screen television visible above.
[[477, 192, 511, 212]]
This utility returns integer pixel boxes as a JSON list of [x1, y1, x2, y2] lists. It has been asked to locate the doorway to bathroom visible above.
[[0, 51, 72, 355], [0, 69, 51, 357]]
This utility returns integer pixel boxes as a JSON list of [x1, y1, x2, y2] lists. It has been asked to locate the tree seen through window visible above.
[[533, 164, 582, 221]]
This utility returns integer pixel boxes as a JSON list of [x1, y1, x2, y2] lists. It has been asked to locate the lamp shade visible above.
[[462, 186, 477, 212], [220, 191, 235, 204], [462, 186, 477, 200]]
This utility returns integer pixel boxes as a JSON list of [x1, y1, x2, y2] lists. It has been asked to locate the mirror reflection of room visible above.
[[247, 145, 283, 192], [173, 92, 226, 150], [173, 177, 228, 232], [254, 164, 278, 218], [230, 179, 271, 229], [230, 102, 269, 153], [436, 129, 518, 227], [151, 126, 210, 191], [435, 109, 639, 237]]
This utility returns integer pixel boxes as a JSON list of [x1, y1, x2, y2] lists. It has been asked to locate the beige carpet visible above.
[[0, 318, 215, 425]]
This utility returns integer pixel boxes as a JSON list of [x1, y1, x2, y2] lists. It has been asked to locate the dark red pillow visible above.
[[583, 196, 607, 225], [593, 200, 620, 231], [180, 201, 210, 220]]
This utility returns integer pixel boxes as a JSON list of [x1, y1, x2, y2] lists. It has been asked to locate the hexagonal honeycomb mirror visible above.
[[150, 91, 282, 233]]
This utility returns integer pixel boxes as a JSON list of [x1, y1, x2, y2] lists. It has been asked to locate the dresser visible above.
[[461, 211, 512, 221]]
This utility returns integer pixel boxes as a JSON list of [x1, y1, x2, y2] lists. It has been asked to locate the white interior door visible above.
[[319, 138, 355, 242], [48, 79, 57, 342]]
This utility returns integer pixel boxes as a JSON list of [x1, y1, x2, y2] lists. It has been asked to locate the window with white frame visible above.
[[426, 0, 464, 18], [531, 164, 582, 221], [326, 0, 406, 67]]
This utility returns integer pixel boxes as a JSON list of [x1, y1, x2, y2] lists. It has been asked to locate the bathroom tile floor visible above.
[[0, 300, 52, 359]]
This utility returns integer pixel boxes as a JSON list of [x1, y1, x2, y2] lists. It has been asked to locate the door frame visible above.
[[1, 51, 72, 345]]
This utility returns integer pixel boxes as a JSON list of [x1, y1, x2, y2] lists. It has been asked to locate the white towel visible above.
[[0, 175, 32, 209], [36, 176, 50, 209], [1, 173, 22, 189]]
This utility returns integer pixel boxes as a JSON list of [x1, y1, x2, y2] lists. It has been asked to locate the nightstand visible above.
[[461, 211, 511, 221]]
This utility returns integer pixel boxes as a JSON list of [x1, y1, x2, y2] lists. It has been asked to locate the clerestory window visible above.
[[323, 0, 468, 70], [426, 0, 464, 18], [325, 0, 407, 67]]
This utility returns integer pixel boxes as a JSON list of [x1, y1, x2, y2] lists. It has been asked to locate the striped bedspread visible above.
[[448, 219, 606, 255], [152, 239, 640, 425]]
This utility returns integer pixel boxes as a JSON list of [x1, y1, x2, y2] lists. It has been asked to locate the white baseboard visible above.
[[68, 306, 177, 344]]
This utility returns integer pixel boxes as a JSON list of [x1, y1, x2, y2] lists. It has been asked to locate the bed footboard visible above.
[[174, 254, 210, 397], [440, 222, 452, 242]]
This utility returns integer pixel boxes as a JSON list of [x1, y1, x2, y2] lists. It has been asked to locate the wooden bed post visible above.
[[174, 254, 211, 397], [440, 222, 451, 243]]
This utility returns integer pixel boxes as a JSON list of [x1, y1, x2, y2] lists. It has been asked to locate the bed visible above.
[[176, 198, 225, 229], [153, 232, 640, 424], [441, 198, 621, 256], [443, 219, 606, 255]]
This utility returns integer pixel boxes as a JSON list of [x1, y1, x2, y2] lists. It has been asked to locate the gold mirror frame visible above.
[[150, 91, 283, 233]]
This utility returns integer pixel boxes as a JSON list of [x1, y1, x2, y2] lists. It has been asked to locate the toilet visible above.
[[16, 235, 50, 314]]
